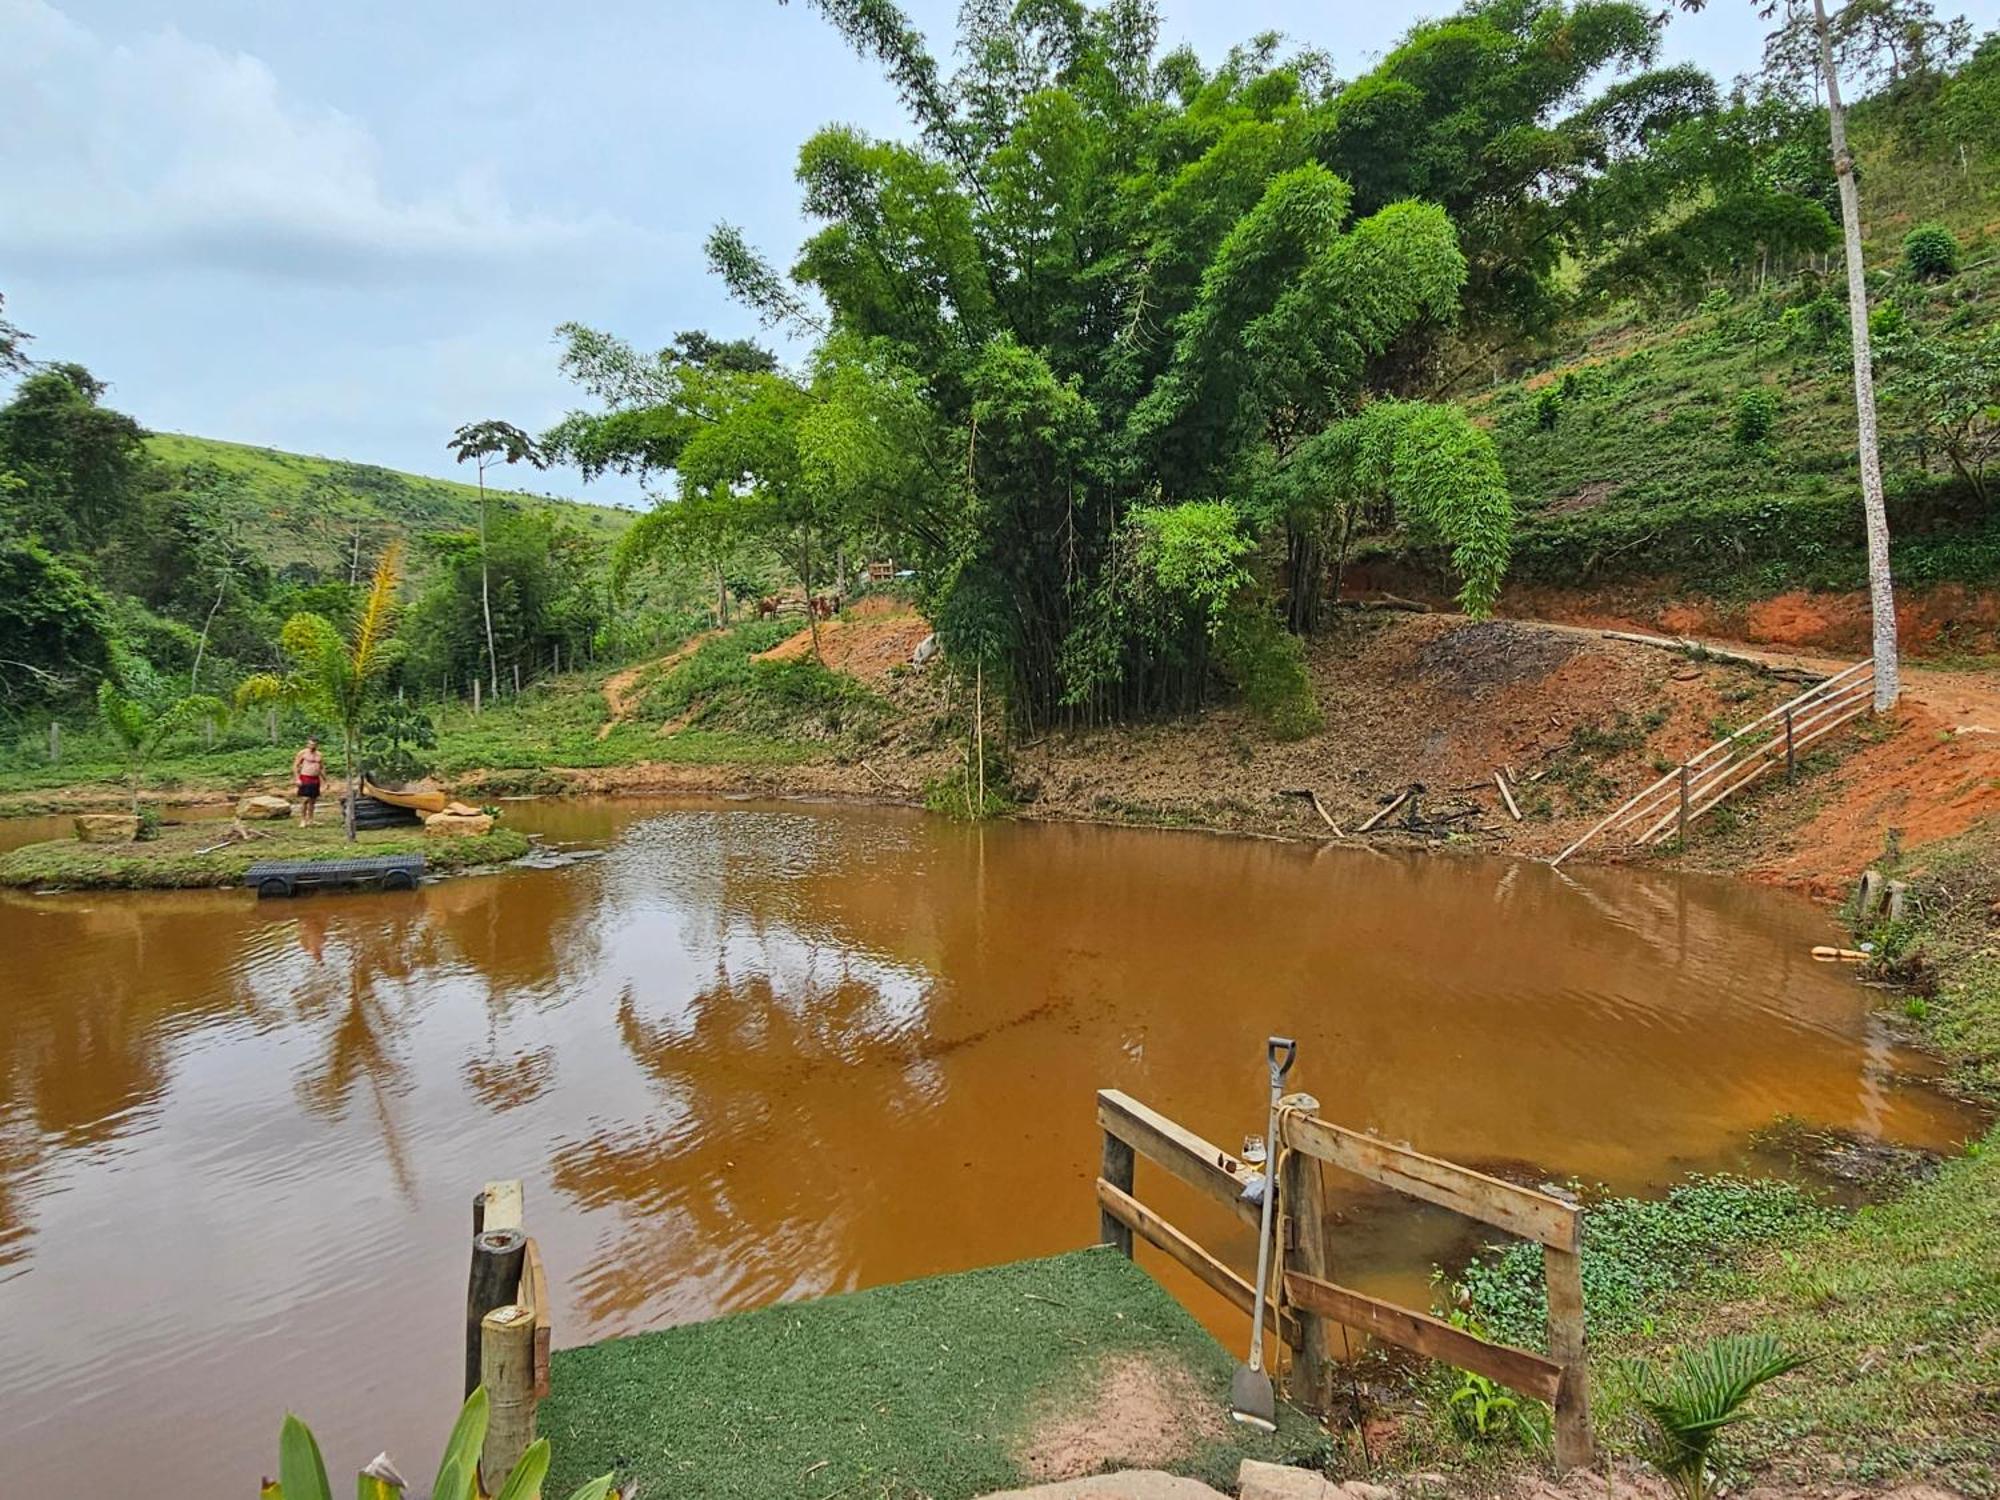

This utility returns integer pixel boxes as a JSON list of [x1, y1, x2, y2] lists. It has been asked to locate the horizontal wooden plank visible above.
[[1284, 1271, 1562, 1404], [1096, 1179, 1298, 1348], [1279, 1112, 1578, 1250], [1097, 1091, 1259, 1228]]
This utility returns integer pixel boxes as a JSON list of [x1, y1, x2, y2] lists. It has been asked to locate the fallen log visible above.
[[1598, 630, 1829, 683], [1494, 770, 1523, 823], [1357, 788, 1412, 833]]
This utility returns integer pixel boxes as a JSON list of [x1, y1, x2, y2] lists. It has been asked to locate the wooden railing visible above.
[[1551, 657, 1876, 868], [1095, 1088, 1592, 1471]]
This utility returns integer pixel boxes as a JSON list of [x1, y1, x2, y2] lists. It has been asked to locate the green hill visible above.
[[1375, 78, 2000, 609], [145, 432, 635, 577]]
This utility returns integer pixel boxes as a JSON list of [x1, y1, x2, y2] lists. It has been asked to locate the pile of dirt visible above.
[[1413, 620, 1580, 695], [755, 611, 933, 686], [1014, 1354, 1225, 1484]]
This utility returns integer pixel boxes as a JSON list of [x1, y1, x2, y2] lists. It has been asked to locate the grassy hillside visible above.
[[1379, 97, 2000, 604], [147, 432, 634, 575]]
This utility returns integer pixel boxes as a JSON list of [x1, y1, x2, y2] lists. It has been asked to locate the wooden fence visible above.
[[1096, 1088, 1592, 1471], [1551, 657, 1876, 868], [467, 1178, 552, 1488]]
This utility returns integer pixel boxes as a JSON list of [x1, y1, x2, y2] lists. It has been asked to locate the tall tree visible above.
[[0, 364, 147, 552], [446, 420, 543, 699]]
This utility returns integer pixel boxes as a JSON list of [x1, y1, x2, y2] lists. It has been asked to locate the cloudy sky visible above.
[[5, 0, 1995, 507]]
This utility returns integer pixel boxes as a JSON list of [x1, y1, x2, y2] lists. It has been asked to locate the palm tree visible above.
[[238, 543, 404, 842], [446, 420, 544, 702], [1622, 1334, 1807, 1500], [96, 678, 228, 816]]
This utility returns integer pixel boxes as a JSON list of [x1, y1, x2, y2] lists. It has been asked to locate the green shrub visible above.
[[1533, 387, 1563, 431], [1902, 223, 1959, 281], [1453, 1177, 1835, 1349], [1732, 388, 1780, 446], [1215, 603, 1321, 740]]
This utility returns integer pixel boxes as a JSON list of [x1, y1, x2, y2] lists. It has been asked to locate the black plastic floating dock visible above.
[[244, 854, 426, 898]]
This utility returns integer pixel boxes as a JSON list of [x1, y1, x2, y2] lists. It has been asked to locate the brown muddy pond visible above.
[[0, 799, 1981, 1492]]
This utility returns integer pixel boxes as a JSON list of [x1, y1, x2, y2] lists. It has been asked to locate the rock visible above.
[[425, 811, 494, 838], [73, 813, 140, 843], [980, 1475, 1226, 1500], [237, 794, 294, 821], [1237, 1461, 1340, 1500]]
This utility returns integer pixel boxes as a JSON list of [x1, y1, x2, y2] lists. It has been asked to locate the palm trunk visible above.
[[1814, 0, 1901, 711], [343, 733, 358, 842], [478, 463, 500, 699]]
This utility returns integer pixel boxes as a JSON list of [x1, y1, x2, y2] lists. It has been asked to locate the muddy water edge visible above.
[[0, 797, 1982, 1492]]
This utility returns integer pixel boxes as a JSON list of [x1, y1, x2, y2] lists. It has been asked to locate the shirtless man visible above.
[[292, 736, 325, 825]]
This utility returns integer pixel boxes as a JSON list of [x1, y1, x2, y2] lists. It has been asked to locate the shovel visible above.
[[1230, 1034, 1296, 1432]]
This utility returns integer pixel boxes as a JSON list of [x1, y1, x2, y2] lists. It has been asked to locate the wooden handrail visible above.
[[1096, 1179, 1299, 1346], [1284, 1271, 1562, 1403], [1278, 1112, 1579, 1250], [1096, 1090, 1260, 1228], [1552, 657, 1873, 866]]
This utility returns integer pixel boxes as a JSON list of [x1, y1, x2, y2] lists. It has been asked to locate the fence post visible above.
[[1099, 1129, 1135, 1257], [479, 1304, 537, 1487], [1546, 1243, 1593, 1471], [473, 678, 482, 716], [267, 706, 278, 744], [513, 663, 521, 697], [1677, 763, 1691, 849], [465, 1227, 526, 1399], [48, 721, 60, 764], [1278, 1092, 1334, 1414], [1784, 706, 1796, 783]]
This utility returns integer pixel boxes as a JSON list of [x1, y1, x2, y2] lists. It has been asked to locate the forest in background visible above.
[[2, 0, 1997, 775]]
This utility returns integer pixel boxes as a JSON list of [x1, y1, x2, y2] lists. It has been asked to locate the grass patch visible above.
[[0, 817, 529, 888], [541, 1248, 1326, 1500]]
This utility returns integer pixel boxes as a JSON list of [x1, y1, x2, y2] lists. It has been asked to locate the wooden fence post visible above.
[[1784, 707, 1796, 783], [1278, 1093, 1334, 1414], [466, 1228, 526, 1399], [513, 663, 521, 697], [479, 1304, 537, 1486], [1099, 1129, 1135, 1256], [1545, 1244, 1593, 1471], [1676, 763, 1690, 849], [48, 721, 60, 764]]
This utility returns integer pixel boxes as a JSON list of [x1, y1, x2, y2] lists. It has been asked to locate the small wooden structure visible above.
[[244, 853, 425, 898], [1552, 656, 1876, 867], [468, 1179, 553, 1488], [1096, 1085, 1592, 1470]]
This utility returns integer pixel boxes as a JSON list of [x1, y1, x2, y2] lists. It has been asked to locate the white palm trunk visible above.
[[1813, 0, 1901, 711]]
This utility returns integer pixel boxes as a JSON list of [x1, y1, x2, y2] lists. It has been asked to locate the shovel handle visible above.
[[1267, 1036, 1297, 1081]]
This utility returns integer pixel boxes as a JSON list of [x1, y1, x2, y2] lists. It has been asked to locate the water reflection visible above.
[[0, 800, 1984, 1495]]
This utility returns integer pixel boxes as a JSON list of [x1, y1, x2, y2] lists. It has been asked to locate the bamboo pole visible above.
[[479, 1304, 537, 1487], [1494, 771, 1522, 822], [466, 1228, 526, 1399]]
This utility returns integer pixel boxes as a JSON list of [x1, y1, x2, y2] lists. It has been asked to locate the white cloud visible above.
[[0, 0, 611, 280]]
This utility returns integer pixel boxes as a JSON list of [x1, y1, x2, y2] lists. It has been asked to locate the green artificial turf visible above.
[[542, 1248, 1327, 1500]]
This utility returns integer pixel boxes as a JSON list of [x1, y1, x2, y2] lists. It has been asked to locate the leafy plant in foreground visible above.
[[263, 1385, 616, 1500], [1620, 1334, 1806, 1500]]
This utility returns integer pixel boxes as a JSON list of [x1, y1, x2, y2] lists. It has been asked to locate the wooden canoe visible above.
[[361, 777, 451, 815]]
